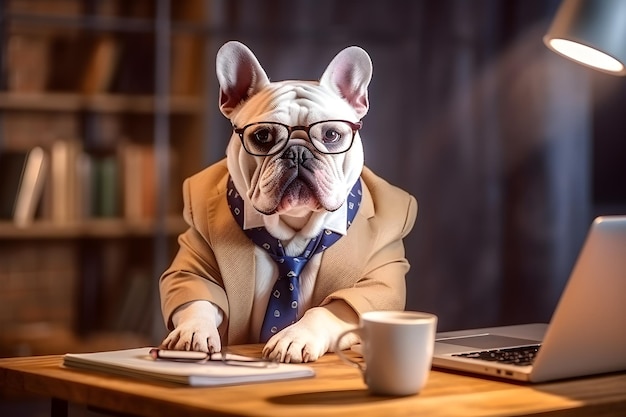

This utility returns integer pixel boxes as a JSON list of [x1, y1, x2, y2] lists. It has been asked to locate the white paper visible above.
[[63, 347, 315, 386]]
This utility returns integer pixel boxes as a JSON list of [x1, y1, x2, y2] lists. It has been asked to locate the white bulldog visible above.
[[159, 41, 417, 363]]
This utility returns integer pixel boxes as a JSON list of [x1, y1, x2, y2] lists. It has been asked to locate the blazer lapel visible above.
[[313, 178, 375, 305]]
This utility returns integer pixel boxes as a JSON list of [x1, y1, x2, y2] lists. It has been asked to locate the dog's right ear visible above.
[[216, 41, 270, 118]]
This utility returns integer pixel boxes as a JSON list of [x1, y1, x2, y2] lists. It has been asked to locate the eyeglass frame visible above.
[[233, 119, 363, 156], [149, 348, 278, 368]]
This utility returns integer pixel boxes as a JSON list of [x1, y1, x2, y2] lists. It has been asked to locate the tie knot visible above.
[[271, 255, 307, 278]]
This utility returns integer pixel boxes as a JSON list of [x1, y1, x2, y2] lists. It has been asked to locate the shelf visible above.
[[3, 12, 209, 35], [0, 92, 203, 114], [0, 217, 187, 240], [0, 0, 207, 347]]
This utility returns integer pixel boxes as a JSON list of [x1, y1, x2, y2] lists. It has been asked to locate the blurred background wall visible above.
[[202, 0, 626, 331], [0, 0, 624, 354]]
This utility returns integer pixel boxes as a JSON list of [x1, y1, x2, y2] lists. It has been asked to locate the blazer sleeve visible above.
[[159, 169, 230, 332]]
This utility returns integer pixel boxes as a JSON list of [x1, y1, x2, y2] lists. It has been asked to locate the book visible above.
[[81, 35, 120, 94], [170, 34, 201, 96], [13, 147, 48, 227], [63, 347, 315, 387], [121, 143, 156, 221], [0, 147, 48, 226], [91, 155, 119, 218], [121, 143, 182, 220], [50, 140, 81, 224], [5, 33, 51, 92]]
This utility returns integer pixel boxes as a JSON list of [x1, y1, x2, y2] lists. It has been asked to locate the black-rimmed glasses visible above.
[[233, 119, 362, 156], [149, 348, 278, 368]]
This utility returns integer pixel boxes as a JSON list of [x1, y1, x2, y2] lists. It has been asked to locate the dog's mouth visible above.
[[274, 176, 319, 213], [252, 145, 343, 215]]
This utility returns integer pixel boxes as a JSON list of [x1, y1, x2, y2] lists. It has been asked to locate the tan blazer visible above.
[[160, 159, 418, 345]]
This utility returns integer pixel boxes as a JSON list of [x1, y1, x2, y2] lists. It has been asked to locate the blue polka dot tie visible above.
[[226, 177, 361, 342]]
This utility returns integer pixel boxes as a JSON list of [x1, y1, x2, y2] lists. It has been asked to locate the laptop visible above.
[[432, 215, 626, 382]]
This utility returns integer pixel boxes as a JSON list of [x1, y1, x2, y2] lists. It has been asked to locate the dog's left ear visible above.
[[320, 46, 373, 119], [216, 41, 270, 118]]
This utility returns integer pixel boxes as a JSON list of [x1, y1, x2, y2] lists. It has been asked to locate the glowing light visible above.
[[549, 38, 624, 73]]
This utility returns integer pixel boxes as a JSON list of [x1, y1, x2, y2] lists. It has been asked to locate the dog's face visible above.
[[217, 42, 372, 218]]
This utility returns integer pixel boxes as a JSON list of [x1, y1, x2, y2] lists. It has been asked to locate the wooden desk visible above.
[[1, 344, 625, 417]]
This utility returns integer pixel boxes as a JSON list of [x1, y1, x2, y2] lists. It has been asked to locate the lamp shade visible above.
[[544, 0, 626, 75]]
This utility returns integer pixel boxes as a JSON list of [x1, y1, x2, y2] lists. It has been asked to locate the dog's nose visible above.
[[282, 145, 314, 165]]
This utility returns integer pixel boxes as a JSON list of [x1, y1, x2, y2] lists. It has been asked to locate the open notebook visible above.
[[63, 347, 314, 387], [432, 216, 626, 382]]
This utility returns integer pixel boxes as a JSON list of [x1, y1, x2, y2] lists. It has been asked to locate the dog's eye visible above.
[[251, 127, 274, 144], [322, 129, 342, 143]]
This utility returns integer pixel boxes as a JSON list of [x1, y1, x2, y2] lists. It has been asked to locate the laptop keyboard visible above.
[[452, 345, 541, 366]]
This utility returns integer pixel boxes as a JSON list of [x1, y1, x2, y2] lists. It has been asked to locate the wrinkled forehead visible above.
[[231, 81, 358, 126]]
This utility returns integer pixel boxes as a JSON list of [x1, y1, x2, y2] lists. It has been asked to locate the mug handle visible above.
[[334, 328, 365, 373]]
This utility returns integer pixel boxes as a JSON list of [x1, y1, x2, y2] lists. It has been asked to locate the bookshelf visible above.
[[0, 92, 203, 113], [0, 0, 209, 356]]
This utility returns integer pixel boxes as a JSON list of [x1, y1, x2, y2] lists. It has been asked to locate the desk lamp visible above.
[[544, 0, 626, 76]]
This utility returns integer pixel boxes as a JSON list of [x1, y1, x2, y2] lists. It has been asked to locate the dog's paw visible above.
[[161, 301, 222, 353], [161, 320, 221, 353], [262, 326, 327, 363], [261, 306, 360, 363]]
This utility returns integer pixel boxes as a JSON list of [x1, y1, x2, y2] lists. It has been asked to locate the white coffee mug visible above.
[[335, 310, 438, 396]]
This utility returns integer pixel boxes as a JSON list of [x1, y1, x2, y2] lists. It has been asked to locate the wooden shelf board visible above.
[[0, 92, 203, 114], [5, 12, 209, 35], [0, 217, 187, 239]]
